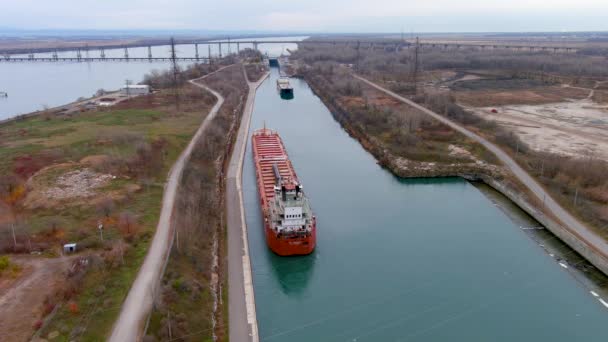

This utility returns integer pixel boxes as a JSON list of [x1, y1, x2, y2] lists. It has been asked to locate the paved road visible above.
[[355, 75, 608, 260], [226, 69, 269, 342], [108, 69, 226, 342]]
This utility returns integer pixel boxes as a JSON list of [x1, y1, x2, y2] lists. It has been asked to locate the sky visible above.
[[2, 0, 608, 33]]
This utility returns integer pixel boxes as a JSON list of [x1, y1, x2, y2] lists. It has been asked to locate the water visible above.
[[0, 36, 305, 120], [243, 69, 608, 341]]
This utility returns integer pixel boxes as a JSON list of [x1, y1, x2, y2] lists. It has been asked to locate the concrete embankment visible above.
[[226, 70, 269, 342], [480, 176, 608, 276]]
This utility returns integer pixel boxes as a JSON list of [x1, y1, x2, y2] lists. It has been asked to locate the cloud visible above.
[[1, 0, 607, 32]]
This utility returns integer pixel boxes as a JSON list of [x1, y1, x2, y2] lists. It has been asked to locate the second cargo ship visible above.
[[252, 128, 316, 256]]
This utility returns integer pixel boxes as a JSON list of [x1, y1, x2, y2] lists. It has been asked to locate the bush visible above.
[[0, 255, 9, 271]]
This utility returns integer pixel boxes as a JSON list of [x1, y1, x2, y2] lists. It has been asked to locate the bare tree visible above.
[[96, 197, 115, 219], [118, 211, 137, 236]]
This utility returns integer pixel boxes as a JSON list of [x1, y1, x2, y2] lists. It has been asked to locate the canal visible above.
[[243, 68, 608, 341]]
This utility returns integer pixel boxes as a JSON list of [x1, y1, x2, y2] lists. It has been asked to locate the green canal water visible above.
[[242, 69, 608, 341]]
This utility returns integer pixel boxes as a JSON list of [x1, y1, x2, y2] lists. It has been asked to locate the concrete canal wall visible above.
[[481, 176, 608, 277]]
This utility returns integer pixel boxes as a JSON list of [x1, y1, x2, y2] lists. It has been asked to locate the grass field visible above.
[[0, 84, 216, 341]]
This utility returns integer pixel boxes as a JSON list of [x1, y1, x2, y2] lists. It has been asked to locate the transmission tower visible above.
[[170, 37, 180, 109], [412, 36, 420, 94], [356, 40, 361, 72]]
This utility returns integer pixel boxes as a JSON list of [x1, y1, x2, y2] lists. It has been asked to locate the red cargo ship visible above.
[[252, 128, 316, 256]]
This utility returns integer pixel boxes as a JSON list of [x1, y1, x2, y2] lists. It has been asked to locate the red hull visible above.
[[252, 129, 316, 256], [265, 220, 316, 256]]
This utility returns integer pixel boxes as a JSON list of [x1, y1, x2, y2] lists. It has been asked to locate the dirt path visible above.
[[0, 256, 72, 342], [355, 74, 608, 269], [108, 67, 229, 342]]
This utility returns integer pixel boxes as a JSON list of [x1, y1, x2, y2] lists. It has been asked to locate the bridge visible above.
[[1, 57, 211, 63], [0, 39, 579, 63]]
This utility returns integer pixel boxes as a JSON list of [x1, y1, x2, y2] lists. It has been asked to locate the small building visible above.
[[120, 84, 150, 96], [63, 243, 77, 253]]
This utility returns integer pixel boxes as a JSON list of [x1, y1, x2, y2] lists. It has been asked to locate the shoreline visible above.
[[303, 71, 608, 278], [0, 90, 126, 126]]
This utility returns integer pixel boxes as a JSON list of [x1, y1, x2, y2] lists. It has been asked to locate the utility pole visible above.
[[356, 40, 361, 72], [98, 221, 104, 242], [125, 79, 132, 97], [573, 187, 579, 207], [168, 312, 173, 340], [170, 37, 180, 109], [412, 37, 420, 94], [540, 159, 544, 177], [11, 222, 17, 251]]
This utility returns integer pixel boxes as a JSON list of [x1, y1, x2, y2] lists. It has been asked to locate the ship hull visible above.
[[264, 220, 316, 256], [252, 129, 316, 256], [279, 88, 294, 100]]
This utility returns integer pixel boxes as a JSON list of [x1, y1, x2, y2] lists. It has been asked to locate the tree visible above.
[[96, 197, 115, 219], [118, 211, 137, 236]]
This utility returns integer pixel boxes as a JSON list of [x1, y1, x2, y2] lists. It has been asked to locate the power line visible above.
[[412, 36, 420, 94], [170, 37, 180, 110]]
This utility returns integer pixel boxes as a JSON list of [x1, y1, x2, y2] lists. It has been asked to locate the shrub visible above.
[[0, 255, 9, 271]]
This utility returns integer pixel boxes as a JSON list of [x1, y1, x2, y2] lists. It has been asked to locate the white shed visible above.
[[63, 243, 77, 253], [120, 85, 150, 96]]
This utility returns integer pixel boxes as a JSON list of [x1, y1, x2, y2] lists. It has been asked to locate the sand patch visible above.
[[24, 164, 118, 209], [467, 98, 608, 159]]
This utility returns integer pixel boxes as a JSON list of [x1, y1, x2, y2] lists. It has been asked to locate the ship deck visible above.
[[252, 129, 298, 207]]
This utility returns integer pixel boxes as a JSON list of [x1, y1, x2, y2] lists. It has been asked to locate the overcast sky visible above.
[[2, 0, 608, 33]]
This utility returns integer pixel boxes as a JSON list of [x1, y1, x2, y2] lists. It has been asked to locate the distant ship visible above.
[[252, 128, 316, 256], [0, 91, 7, 98], [276, 77, 294, 98]]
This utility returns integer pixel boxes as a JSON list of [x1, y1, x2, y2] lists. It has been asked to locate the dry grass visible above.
[[454, 86, 590, 106], [593, 90, 608, 104], [301, 66, 497, 178]]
